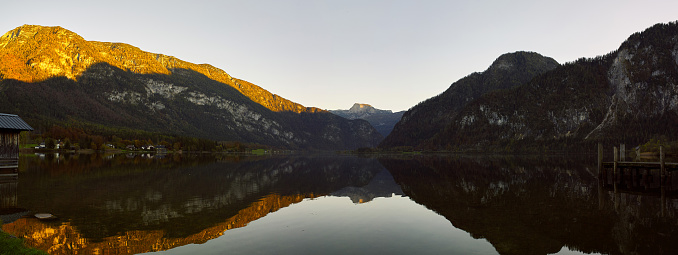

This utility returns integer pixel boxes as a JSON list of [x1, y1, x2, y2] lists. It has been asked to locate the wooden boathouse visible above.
[[0, 113, 33, 179]]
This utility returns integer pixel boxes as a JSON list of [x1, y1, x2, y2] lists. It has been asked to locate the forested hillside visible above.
[[382, 21, 678, 152], [381, 51, 559, 149], [0, 25, 382, 150]]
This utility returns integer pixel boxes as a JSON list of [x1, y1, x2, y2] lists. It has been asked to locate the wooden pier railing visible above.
[[598, 144, 675, 178], [597, 143, 676, 216]]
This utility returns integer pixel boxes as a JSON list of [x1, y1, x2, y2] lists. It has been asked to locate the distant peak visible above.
[[351, 103, 373, 109], [1, 25, 83, 49], [3, 24, 72, 37], [488, 51, 559, 72], [348, 103, 375, 113]]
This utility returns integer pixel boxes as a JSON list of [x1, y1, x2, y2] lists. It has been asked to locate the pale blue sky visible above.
[[2, 0, 677, 111]]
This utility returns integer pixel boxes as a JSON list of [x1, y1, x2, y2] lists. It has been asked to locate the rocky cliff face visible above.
[[383, 22, 678, 151], [585, 26, 678, 140], [0, 25, 381, 149], [330, 103, 405, 137], [435, 22, 678, 151]]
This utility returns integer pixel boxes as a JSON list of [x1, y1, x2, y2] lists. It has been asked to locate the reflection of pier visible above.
[[0, 173, 26, 225], [597, 144, 677, 216], [0, 177, 17, 208]]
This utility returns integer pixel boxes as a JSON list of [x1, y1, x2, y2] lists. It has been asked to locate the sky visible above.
[[2, 0, 678, 112]]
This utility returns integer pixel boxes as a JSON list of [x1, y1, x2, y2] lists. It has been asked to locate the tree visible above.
[[19, 131, 30, 148], [78, 136, 91, 149], [63, 138, 71, 150], [45, 138, 55, 149], [92, 135, 104, 150], [134, 140, 143, 149]]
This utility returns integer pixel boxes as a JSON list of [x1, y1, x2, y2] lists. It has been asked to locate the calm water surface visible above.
[[1, 153, 677, 254]]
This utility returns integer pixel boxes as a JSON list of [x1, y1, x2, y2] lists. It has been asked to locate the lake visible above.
[[1, 152, 677, 254]]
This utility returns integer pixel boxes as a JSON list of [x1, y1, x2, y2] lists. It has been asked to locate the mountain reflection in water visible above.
[[0, 153, 676, 254], [1, 154, 386, 254], [381, 155, 678, 255]]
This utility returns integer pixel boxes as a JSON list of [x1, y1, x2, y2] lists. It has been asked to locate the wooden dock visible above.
[[598, 143, 675, 179], [597, 144, 676, 216], [602, 161, 678, 170]]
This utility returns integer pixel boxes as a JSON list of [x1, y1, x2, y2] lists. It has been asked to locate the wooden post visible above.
[[613, 146, 618, 179], [613, 146, 619, 190], [660, 145, 666, 184], [620, 144, 625, 161], [636, 147, 641, 161], [598, 143, 603, 177], [598, 178, 605, 210], [644, 168, 650, 190], [661, 185, 666, 217], [614, 187, 620, 210]]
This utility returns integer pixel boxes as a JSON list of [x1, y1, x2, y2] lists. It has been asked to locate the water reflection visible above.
[[157, 195, 498, 255], [1, 153, 386, 254], [0, 177, 29, 224], [331, 169, 405, 203], [0, 178, 17, 208], [2, 153, 677, 254], [380, 155, 678, 255]]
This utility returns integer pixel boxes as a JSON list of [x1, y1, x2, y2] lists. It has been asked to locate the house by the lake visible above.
[[0, 113, 31, 218], [0, 113, 33, 176]]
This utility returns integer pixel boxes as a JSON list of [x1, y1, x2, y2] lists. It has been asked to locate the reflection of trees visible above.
[[380, 155, 678, 255], [4, 154, 384, 254]]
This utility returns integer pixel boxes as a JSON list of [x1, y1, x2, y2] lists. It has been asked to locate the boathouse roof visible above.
[[0, 113, 33, 131]]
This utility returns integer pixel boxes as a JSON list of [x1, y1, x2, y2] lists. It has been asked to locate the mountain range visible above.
[[382, 21, 678, 152], [2, 22, 678, 152], [0, 25, 382, 150], [330, 103, 404, 137]]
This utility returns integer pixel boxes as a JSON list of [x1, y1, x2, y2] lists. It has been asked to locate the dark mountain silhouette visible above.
[[380, 156, 678, 255], [382, 21, 678, 151]]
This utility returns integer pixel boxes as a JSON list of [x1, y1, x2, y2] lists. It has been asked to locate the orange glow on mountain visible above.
[[0, 25, 320, 113]]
